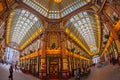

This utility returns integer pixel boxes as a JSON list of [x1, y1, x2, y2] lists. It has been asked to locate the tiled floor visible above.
[[0, 63, 120, 80]]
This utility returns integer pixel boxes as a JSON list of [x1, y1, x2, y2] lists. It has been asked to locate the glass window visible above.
[[78, 21, 82, 25], [74, 16, 79, 20]]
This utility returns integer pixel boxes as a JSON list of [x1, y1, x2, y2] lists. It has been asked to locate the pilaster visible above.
[[60, 32, 69, 79], [39, 33, 47, 79]]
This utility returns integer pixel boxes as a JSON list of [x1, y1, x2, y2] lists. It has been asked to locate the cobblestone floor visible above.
[[0, 63, 40, 80], [69, 64, 120, 80], [0, 63, 120, 80]]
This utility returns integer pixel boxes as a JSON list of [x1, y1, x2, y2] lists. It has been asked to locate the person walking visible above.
[[75, 68, 81, 80], [117, 55, 120, 66], [111, 56, 116, 65], [8, 65, 13, 80], [15, 64, 18, 71]]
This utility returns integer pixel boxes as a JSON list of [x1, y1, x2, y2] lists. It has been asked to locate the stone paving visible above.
[[0, 63, 120, 80], [84, 64, 120, 80], [69, 64, 120, 80], [0, 63, 40, 80]]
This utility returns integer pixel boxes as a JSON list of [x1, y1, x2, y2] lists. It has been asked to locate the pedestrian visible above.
[[72, 69, 74, 77], [8, 65, 13, 80], [76, 68, 80, 80], [15, 64, 18, 71], [111, 56, 116, 65], [117, 55, 120, 66]]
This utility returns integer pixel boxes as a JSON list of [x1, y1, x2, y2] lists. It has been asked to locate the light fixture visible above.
[[90, 45, 94, 48], [54, 0, 62, 3], [14, 46, 16, 49]]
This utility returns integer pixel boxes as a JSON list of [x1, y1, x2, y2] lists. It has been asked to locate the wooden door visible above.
[[49, 58, 59, 79]]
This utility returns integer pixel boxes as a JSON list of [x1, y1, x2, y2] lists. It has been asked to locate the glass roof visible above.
[[23, 0, 91, 19], [6, 9, 43, 50], [66, 11, 100, 55]]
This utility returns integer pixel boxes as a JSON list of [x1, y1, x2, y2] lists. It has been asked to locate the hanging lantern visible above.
[[54, 0, 62, 3], [104, 34, 109, 39], [103, 41, 107, 44], [113, 15, 119, 22], [118, 30, 120, 39], [118, 30, 120, 36], [0, 38, 3, 41]]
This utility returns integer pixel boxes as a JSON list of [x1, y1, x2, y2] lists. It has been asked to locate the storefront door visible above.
[[47, 55, 61, 79]]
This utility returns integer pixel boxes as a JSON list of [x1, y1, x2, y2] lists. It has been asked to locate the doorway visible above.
[[47, 55, 61, 79]]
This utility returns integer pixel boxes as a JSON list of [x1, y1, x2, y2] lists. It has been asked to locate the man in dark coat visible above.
[[9, 65, 13, 80]]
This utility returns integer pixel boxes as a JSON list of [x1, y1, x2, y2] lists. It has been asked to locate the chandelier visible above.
[[54, 0, 62, 3]]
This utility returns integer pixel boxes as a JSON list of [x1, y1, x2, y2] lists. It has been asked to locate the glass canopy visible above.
[[66, 11, 101, 55], [6, 9, 43, 50], [23, 0, 91, 19]]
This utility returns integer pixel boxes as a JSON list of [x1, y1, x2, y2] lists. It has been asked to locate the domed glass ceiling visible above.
[[6, 0, 101, 56], [23, 0, 91, 19]]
